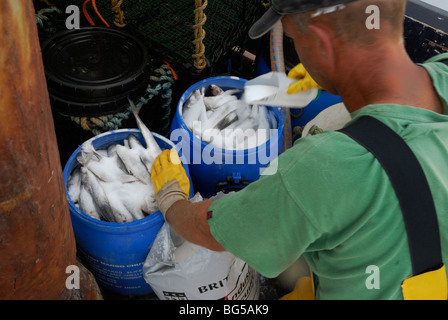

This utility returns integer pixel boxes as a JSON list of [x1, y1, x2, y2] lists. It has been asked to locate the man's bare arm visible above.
[[165, 199, 225, 252]]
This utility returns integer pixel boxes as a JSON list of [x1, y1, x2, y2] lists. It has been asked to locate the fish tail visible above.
[[128, 98, 141, 116]]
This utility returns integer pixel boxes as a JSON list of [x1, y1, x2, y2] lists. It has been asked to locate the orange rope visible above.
[[82, 0, 110, 27], [82, 0, 95, 26], [161, 60, 178, 81], [92, 0, 110, 27]]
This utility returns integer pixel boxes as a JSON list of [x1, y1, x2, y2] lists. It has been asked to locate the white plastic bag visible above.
[[142, 192, 259, 300]]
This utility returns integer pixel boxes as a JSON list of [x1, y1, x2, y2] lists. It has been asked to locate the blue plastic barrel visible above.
[[63, 129, 194, 296], [170, 76, 284, 198]]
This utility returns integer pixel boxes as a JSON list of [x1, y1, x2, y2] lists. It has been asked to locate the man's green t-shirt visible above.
[[208, 53, 448, 300]]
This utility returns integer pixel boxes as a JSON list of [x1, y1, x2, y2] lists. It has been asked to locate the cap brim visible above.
[[248, 8, 284, 39]]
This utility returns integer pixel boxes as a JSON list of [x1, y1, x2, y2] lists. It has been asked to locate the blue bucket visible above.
[[290, 91, 343, 142], [170, 76, 284, 198], [63, 129, 194, 296]]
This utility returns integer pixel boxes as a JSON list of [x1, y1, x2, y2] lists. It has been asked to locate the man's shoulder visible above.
[[278, 130, 361, 175]]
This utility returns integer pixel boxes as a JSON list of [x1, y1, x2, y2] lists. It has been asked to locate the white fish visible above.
[[128, 98, 162, 157], [99, 180, 145, 222], [216, 112, 238, 131], [128, 134, 155, 173], [67, 165, 82, 204], [77, 140, 101, 165], [257, 106, 271, 141], [78, 181, 101, 220], [209, 84, 224, 96], [106, 144, 119, 157], [182, 84, 278, 150], [202, 100, 239, 132], [203, 89, 241, 111], [182, 89, 207, 130], [71, 128, 161, 222], [267, 110, 278, 131], [83, 149, 138, 184], [115, 143, 151, 184], [81, 167, 119, 222]]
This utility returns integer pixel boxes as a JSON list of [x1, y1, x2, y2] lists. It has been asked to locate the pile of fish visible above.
[[182, 84, 278, 150], [67, 99, 162, 223]]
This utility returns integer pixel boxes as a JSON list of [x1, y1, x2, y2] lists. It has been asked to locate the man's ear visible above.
[[307, 24, 335, 68]]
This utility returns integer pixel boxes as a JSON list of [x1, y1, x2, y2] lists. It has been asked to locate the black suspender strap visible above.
[[338, 116, 443, 276]]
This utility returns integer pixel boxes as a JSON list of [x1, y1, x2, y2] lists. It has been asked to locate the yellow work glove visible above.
[[287, 63, 321, 94], [151, 149, 190, 219], [280, 277, 315, 300]]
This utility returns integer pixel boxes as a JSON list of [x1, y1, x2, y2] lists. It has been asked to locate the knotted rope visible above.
[[192, 0, 207, 71], [69, 64, 174, 136], [111, 0, 126, 27], [35, 6, 62, 28], [292, 124, 324, 140]]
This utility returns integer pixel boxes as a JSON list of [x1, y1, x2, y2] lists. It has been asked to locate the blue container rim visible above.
[[176, 76, 285, 154], [62, 128, 191, 231]]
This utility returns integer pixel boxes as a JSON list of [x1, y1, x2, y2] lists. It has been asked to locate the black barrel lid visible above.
[[42, 27, 151, 117]]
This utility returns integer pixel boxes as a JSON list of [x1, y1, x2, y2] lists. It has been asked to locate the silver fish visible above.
[[115, 143, 151, 184], [77, 140, 101, 165], [81, 167, 119, 222], [81, 144, 138, 184], [209, 84, 224, 96], [78, 180, 102, 220], [203, 89, 241, 111], [202, 100, 240, 132], [67, 165, 82, 204], [182, 88, 208, 130], [128, 134, 155, 172], [128, 98, 162, 156], [71, 130, 161, 222], [182, 84, 278, 150], [216, 112, 238, 131], [99, 179, 145, 222]]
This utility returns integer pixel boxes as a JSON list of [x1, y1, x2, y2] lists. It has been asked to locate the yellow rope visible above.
[[192, 0, 207, 71], [80, 117, 90, 131], [111, 0, 126, 28]]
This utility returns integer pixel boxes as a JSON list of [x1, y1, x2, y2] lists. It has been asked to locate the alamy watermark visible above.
[[365, 5, 381, 30], [65, 265, 80, 290], [169, 125, 280, 176], [64, 263, 382, 291], [64, 3, 381, 31], [365, 265, 380, 290], [65, 5, 80, 30], [310, 4, 381, 30]]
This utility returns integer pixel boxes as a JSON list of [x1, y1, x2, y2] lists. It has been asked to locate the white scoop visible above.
[[243, 72, 320, 108]]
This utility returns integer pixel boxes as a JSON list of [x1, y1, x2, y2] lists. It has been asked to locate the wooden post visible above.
[[0, 0, 101, 299]]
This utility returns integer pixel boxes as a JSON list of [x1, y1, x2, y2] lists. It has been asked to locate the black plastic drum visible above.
[[42, 27, 151, 117], [41, 27, 152, 164]]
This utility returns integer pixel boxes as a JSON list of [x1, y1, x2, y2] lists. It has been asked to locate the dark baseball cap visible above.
[[249, 0, 360, 39]]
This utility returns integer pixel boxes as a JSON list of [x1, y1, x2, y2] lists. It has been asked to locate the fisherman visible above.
[[150, 0, 448, 299]]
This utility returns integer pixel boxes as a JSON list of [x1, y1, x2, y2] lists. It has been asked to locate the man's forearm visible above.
[[165, 199, 225, 252]]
